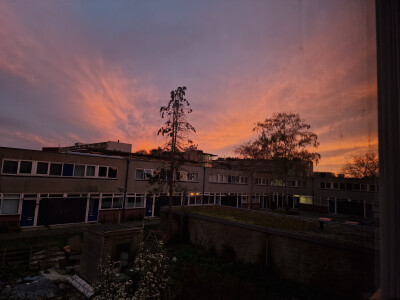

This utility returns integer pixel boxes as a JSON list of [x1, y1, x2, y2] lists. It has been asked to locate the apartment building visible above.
[[0, 146, 378, 232]]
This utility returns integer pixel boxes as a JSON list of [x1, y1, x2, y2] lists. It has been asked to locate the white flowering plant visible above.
[[133, 232, 175, 300], [93, 256, 131, 300]]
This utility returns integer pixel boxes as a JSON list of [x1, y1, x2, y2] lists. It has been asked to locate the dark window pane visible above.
[[19, 161, 32, 174], [113, 197, 122, 208], [2, 160, 18, 174], [108, 167, 117, 178], [99, 166, 107, 177], [49, 163, 62, 176], [101, 197, 112, 209], [86, 165, 95, 176], [36, 162, 49, 175], [136, 169, 144, 179], [62, 163, 74, 176]]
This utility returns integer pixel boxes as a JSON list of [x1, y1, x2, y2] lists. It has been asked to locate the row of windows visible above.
[[96, 193, 145, 209], [209, 174, 248, 184], [0, 192, 147, 215], [2, 159, 118, 179], [135, 168, 199, 182], [255, 177, 268, 185], [319, 181, 378, 192]]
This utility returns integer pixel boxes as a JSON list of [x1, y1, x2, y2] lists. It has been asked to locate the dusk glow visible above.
[[0, 0, 377, 173]]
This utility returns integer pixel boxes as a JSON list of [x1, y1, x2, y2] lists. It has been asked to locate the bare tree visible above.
[[235, 113, 320, 212], [152, 86, 195, 235], [340, 153, 379, 178]]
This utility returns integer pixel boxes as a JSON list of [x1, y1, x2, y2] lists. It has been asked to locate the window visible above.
[[49, 163, 62, 176], [101, 195, 112, 209], [126, 195, 135, 208], [339, 183, 346, 190], [99, 166, 108, 177], [353, 183, 360, 191], [108, 167, 118, 178], [2, 160, 18, 174], [19, 161, 32, 174], [1, 194, 19, 214], [62, 163, 74, 176], [187, 172, 198, 181], [112, 194, 123, 208], [179, 171, 187, 181], [36, 162, 49, 175], [74, 165, 85, 176], [271, 179, 285, 186], [320, 182, 326, 189], [346, 183, 353, 191], [218, 174, 224, 183], [369, 184, 376, 192], [136, 169, 145, 179], [135, 194, 145, 207], [333, 182, 339, 189], [300, 195, 313, 205], [136, 169, 154, 180], [240, 176, 248, 184], [86, 165, 96, 177], [144, 169, 153, 179]]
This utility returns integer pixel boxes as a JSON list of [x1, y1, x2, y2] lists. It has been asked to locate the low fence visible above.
[[162, 208, 378, 299]]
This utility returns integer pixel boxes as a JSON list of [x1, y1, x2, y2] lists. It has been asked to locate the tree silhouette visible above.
[[152, 86, 195, 235], [341, 153, 379, 178], [235, 113, 320, 212]]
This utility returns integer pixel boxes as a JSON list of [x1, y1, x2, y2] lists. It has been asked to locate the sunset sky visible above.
[[0, 0, 377, 173]]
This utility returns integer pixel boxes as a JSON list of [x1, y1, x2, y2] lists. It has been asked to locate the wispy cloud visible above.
[[0, 0, 377, 173]]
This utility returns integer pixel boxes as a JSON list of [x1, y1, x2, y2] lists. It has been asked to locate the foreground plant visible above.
[[133, 233, 174, 300], [93, 256, 130, 300]]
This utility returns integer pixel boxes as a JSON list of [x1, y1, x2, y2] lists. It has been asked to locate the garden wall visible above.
[[162, 209, 378, 299]]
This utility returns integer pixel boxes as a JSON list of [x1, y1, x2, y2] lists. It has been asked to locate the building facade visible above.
[[0, 146, 378, 232]]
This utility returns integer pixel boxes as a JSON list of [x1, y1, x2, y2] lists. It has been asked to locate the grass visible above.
[[176, 206, 377, 248]]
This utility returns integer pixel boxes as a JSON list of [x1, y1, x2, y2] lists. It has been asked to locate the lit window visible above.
[[300, 195, 313, 205]]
